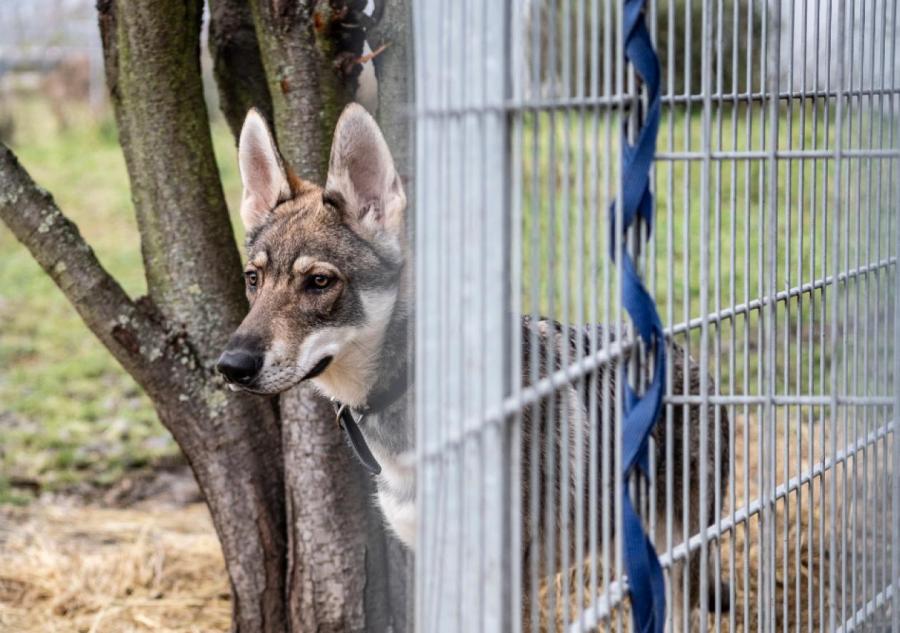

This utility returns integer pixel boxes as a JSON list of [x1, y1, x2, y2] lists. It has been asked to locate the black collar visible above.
[[332, 403, 383, 474], [331, 364, 408, 475]]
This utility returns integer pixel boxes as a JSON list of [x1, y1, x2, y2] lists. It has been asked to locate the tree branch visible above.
[[249, 0, 329, 180], [2, 141, 291, 632], [98, 0, 246, 358], [369, 0, 412, 177], [208, 0, 273, 141], [249, 0, 376, 181], [0, 144, 168, 386]]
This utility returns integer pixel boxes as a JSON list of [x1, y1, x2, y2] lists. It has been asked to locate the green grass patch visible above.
[[0, 96, 242, 500], [0, 93, 892, 502], [517, 101, 892, 391]]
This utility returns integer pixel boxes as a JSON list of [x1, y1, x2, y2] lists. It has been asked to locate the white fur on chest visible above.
[[369, 442, 417, 548]]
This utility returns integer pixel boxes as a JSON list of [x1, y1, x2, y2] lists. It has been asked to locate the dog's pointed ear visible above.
[[325, 104, 406, 249], [238, 109, 292, 233]]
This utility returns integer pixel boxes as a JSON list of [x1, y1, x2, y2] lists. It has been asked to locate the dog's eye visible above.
[[244, 270, 259, 288], [307, 274, 334, 292]]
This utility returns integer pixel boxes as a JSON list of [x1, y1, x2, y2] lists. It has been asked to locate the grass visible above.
[[2, 93, 892, 503], [519, 100, 894, 391], [0, 96, 243, 502], [520, 103, 833, 315]]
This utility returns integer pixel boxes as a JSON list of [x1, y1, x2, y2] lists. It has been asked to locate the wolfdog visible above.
[[217, 103, 728, 628]]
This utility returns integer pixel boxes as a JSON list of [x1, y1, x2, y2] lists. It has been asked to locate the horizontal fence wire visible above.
[[413, 86, 900, 118], [412, 0, 899, 631]]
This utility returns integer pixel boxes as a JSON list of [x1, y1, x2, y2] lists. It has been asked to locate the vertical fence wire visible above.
[[412, 1, 899, 631]]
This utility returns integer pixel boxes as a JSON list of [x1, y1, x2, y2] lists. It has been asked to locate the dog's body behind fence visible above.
[[519, 316, 728, 630]]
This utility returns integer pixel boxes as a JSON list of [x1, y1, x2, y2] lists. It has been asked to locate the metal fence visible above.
[[412, 0, 899, 631]]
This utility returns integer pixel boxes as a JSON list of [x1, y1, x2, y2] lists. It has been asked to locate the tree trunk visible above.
[[366, 4, 415, 629], [246, 2, 412, 631], [1, 1, 412, 631], [96, 1, 289, 630]]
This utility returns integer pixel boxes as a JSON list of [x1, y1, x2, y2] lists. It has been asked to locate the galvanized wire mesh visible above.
[[412, 1, 899, 631]]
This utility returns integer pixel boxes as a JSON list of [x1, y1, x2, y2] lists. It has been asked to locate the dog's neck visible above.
[[344, 254, 417, 547], [354, 258, 415, 455]]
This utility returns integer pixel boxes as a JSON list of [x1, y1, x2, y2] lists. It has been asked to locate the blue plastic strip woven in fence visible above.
[[610, 1, 666, 632]]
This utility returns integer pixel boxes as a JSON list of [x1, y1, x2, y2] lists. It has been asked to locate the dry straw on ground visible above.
[[533, 412, 885, 632], [0, 503, 229, 633], [0, 411, 889, 632]]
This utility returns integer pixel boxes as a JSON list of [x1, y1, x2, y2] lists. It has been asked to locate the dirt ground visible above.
[[0, 468, 230, 633]]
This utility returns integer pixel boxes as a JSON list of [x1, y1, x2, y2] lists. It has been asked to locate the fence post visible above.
[[893, 115, 900, 633], [413, 0, 510, 631]]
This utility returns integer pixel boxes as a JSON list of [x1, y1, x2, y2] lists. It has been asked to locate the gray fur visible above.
[[221, 103, 728, 629], [517, 317, 728, 627]]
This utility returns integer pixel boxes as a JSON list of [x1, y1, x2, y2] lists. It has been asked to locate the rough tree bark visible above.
[[249, 0, 351, 180], [209, 1, 412, 630], [0, 0, 411, 632], [96, 1, 290, 630]]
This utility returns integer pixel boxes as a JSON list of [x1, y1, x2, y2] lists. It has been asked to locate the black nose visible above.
[[216, 349, 263, 384]]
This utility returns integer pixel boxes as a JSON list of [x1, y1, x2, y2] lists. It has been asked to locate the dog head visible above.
[[216, 104, 407, 407]]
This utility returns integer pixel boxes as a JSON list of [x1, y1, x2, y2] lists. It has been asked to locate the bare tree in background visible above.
[[0, 1, 411, 631]]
